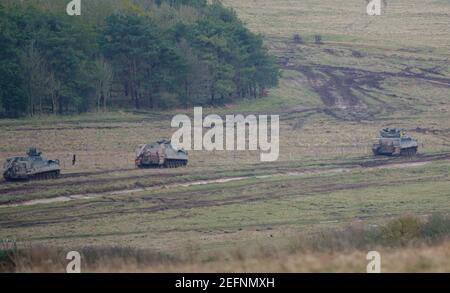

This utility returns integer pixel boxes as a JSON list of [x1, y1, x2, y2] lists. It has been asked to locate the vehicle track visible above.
[[1, 166, 447, 229], [2, 152, 449, 209]]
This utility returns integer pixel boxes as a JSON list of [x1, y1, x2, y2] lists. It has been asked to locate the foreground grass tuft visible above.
[[2, 214, 450, 272]]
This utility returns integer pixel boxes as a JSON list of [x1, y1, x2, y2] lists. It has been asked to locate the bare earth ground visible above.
[[0, 0, 450, 272]]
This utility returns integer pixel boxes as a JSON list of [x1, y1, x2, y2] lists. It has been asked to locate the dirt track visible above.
[[278, 39, 450, 121], [0, 158, 446, 230], [284, 62, 450, 120], [2, 152, 449, 209]]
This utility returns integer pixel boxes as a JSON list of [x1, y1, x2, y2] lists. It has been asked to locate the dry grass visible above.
[[7, 244, 450, 273], [3, 215, 450, 273], [222, 0, 450, 49]]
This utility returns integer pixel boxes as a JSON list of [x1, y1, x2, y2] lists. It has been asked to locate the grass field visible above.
[[0, 0, 449, 272]]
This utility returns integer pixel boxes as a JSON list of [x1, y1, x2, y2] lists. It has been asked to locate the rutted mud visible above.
[[289, 64, 384, 109], [0, 171, 338, 208], [0, 159, 438, 209], [279, 40, 450, 121], [285, 63, 449, 121], [1, 160, 445, 229], [0, 169, 184, 196]]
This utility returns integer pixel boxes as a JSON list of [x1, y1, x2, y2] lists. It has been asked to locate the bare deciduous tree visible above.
[[47, 72, 61, 115], [19, 42, 48, 116], [94, 57, 113, 112]]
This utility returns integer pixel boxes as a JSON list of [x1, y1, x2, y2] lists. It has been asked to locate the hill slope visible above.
[[223, 0, 450, 122]]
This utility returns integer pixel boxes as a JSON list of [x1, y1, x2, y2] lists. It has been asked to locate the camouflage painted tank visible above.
[[3, 148, 61, 181], [135, 140, 188, 168], [372, 128, 418, 156]]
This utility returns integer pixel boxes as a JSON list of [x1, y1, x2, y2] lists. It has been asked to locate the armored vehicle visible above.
[[3, 148, 61, 181], [372, 128, 418, 156], [135, 140, 188, 168]]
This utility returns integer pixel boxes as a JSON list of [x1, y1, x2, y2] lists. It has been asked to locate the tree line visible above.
[[0, 0, 279, 117]]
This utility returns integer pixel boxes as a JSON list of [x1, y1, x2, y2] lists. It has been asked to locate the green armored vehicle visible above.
[[135, 140, 188, 168], [3, 148, 61, 181], [372, 128, 418, 156]]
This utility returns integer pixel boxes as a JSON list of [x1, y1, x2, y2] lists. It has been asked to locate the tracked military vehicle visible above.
[[135, 140, 188, 168], [372, 128, 418, 157], [3, 148, 61, 181]]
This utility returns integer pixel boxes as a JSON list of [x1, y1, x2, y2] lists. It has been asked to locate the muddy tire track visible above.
[[1, 151, 450, 195], [1, 152, 449, 202], [284, 64, 387, 120], [1, 152, 449, 211], [0, 169, 188, 197], [283, 60, 450, 121], [356, 152, 450, 168], [2, 170, 448, 229]]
